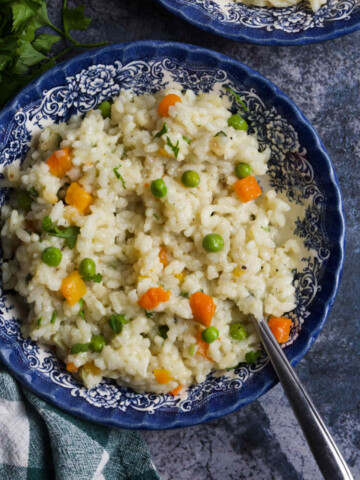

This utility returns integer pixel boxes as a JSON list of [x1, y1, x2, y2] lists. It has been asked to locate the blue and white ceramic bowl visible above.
[[156, 0, 360, 45], [0, 42, 344, 429]]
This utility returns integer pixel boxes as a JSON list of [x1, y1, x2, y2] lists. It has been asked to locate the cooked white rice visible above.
[[1, 88, 299, 393]]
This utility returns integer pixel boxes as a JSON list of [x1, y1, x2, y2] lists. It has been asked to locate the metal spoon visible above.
[[250, 316, 353, 480]]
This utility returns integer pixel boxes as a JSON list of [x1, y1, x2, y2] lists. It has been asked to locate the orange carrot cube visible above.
[[234, 176, 262, 203], [47, 148, 73, 177], [138, 287, 171, 310], [65, 182, 92, 214], [189, 291, 216, 328], [154, 368, 173, 385], [169, 384, 182, 396], [60, 271, 86, 306], [268, 316, 292, 344], [195, 329, 212, 361], [157, 94, 182, 117], [66, 362, 78, 373]]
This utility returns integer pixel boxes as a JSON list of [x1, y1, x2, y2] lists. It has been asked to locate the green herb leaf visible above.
[[188, 344, 196, 356], [71, 342, 89, 354], [180, 292, 188, 298], [51, 226, 80, 249], [82, 273, 102, 283], [50, 310, 57, 324], [36, 317, 42, 328], [158, 325, 169, 339], [0, 54, 12, 72], [28, 186, 38, 199], [245, 350, 262, 364], [78, 298, 85, 319], [41, 216, 53, 231], [42, 217, 80, 249], [0, 0, 108, 108], [182, 135, 191, 144], [33, 33, 61, 53], [166, 137, 180, 159], [214, 131, 227, 137], [153, 213, 160, 220], [145, 311, 153, 319], [109, 313, 128, 334], [225, 87, 248, 112], [113, 166, 126, 189], [261, 226, 270, 232], [13, 41, 48, 74], [11, 2, 35, 32], [63, 5, 91, 33], [154, 122, 168, 139]]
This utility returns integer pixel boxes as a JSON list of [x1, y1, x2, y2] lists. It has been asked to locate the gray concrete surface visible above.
[[50, 1, 360, 478]]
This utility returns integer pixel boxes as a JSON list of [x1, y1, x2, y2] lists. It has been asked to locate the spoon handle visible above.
[[252, 318, 353, 480]]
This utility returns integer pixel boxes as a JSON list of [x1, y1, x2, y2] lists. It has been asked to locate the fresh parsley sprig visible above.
[[41, 216, 80, 249], [0, 0, 108, 107]]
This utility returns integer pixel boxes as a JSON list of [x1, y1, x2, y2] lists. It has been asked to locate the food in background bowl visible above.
[[236, 0, 326, 12], [155, 0, 360, 45], [1, 87, 299, 394]]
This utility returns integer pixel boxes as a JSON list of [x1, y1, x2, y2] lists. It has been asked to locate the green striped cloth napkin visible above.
[[0, 364, 159, 480]]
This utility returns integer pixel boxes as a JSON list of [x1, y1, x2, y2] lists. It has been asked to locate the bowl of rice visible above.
[[156, 0, 360, 45], [0, 41, 344, 429]]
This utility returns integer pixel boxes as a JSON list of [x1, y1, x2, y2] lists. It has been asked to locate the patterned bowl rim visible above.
[[0, 41, 345, 429], [156, 0, 360, 45]]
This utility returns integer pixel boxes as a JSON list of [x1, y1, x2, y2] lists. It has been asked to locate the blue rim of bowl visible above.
[[156, 0, 360, 45], [0, 41, 345, 429]]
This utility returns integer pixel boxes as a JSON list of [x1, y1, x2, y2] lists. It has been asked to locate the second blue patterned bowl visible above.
[[156, 0, 360, 45], [0, 42, 344, 429]]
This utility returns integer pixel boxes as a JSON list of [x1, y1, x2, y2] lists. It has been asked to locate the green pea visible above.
[[151, 179, 167, 198], [89, 335, 106, 352], [108, 314, 128, 334], [71, 343, 89, 354], [79, 258, 96, 277], [181, 170, 200, 188], [245, 350, 262, 364], [227, 114, 248, 131], [158, 325, 169, 339], [229, 322, 248, 341], [202, 233, 224, 252], [41, 247, 62, 267], [98, 101, 111, 118], [17, 191, 32, 211], [201, 326, 219, 344], [235, 163, 252, 179]]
